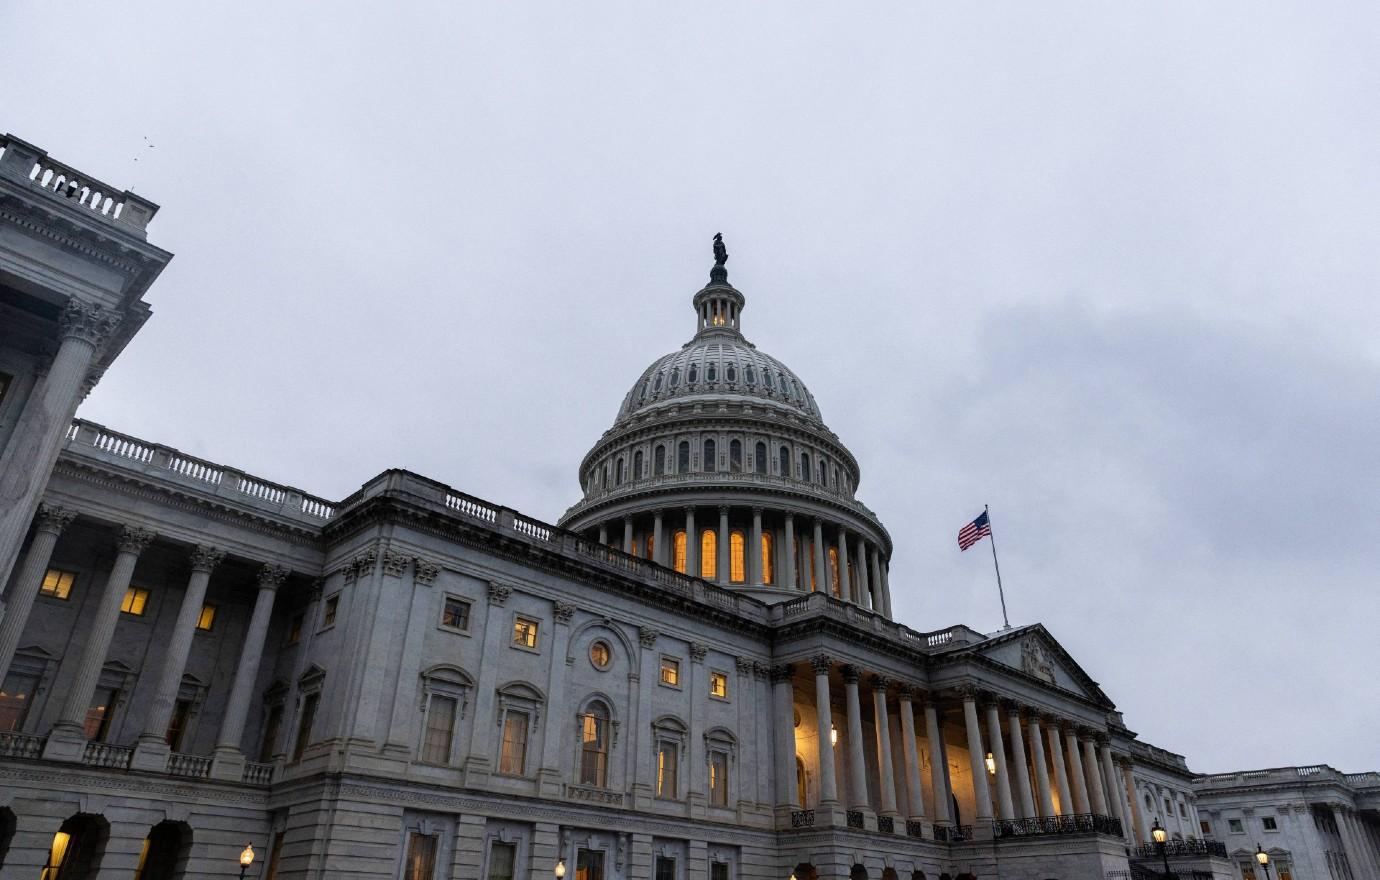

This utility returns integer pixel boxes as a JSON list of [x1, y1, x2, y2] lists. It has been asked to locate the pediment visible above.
[[973, 625, 1113, 706]]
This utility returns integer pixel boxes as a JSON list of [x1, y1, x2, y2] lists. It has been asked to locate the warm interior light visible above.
[[555, 857, 567, 879], [830, 724, 838, 747], [985, 752, 997, 775], [1256, 846, 1269, 867], [1151, 821, 1168, 845], [240, 844, 255, 867]]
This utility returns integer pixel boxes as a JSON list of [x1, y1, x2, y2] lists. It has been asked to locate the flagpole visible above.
[[986, 504, 1011, 629]]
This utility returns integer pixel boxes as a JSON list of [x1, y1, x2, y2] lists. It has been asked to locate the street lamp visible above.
[[555, 858, 567, 880], [1150, 819, 1170, 879], [985, 752, 997, 776], [830, 723, 838, 747], [1256, 844, 1272, 880], [238, 843, 255, 880]]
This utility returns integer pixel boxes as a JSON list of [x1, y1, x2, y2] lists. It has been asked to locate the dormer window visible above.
[[744, 365, 755, 384], [688, 364, 698, 384], [707, 363, 717, 383], [670, 368, 680, 387], [726, 364, 737, 383]]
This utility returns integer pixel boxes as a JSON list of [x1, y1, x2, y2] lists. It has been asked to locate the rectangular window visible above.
[[576, 849, 605, 880], [659, 657, 680, 687], [441, 596, 471, 632], [259, 703, 284, 762], [321, 595, 339, 629], [0, 671, 39, 732], [711, 863, 730, 880], [1262, 816, 1278, 831], [657, 742, 679, 798], [709, 751, 729, 806], [165, 698, 192, 750], [40, 568, 75, 600], [1178, 801, 1188, 817], [421, 694, 457, 764], [487, 842, 516, 880], [709, 670, 728, 699], [1228, 818, 1244, 833], [655, 857, 677, 880], [196, 604, 217, 631], [512, 616, 539, 649], [499, 710, 529, 775], [84, 686, 119, 741], [1200, 819, 1211, 835], [120, 586, 150, 616], [292, 692, 319, 761], [403, 832, 439, 880], [287, 612, 304, 644]]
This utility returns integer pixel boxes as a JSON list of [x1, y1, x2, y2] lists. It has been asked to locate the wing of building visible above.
[[1, 132, 1376, 880]]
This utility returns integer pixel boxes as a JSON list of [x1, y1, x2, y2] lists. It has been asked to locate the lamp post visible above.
[[238, 843, 255, 880], [1151, 819, 1171, 879], [555, 857, 567, 880], [1256, 844, 1272, 880]]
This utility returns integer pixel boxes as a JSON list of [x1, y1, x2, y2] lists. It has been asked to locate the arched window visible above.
[[729, 439, 742, 473], [828, 547, 841, 597], [764, 370, 774, 390], [578, 701, 611, 787], [655, 445, 666, 475], [800, 452, 811, 480], [761, 533, 774, 585], [653, 372, 664, 392], [707, 363, 718, 383], [633, 451, 643, 480], [817, 460, 826, 484], [779, 446, 790, 476], [670, 367, 681, 387], [703, 439, 716, 473], [729, 530, 746, 583], [616, 457, 625, 486], [726, 363, 737, 383], [700, 529, 717, 579], [673, 530, 687, 573], [745, 365, 756, 384], [639, 381, 649, 400], [688, 364, 698, 384], [755, 442, 767, 474], [601, 465, 609, 488], [678, 441, 690, 473]]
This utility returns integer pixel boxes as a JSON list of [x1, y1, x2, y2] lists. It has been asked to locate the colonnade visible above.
[[0, 507, 287, 779], [595, 507, 892, 615]]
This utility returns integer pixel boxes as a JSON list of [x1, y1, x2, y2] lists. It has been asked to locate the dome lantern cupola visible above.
[[693, 233, 746, 337]]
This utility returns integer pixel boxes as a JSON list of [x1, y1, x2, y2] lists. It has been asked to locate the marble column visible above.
[[598, 524, 608, 545], [984, 699, 1015, 819], [685, 508, 698, 576], [1006, 703, 1036, 819], [783, 514, 797, 590], [1064, 726, 1091, 814], [869, 547, 883, 612], [0, 302, 118, 592], [771, 665, 799, 811], [537, 601, 576, 796], [880, 561, 893, 616], [622, 517, 633, 554], [872, 677, 899, 819], [43, 524, 155, 761], [854, 537, 871, 610], [1082, 735, 1108, 814], [652, 510, 665, 566], [717, 506, 730, 584], [750, 507, 763, 586], [811, 656, 839, 807], [842, 666, 872, 817], [630, 627, 659, 806], [1122, 761, 1147, 843], [811, 520, 826, 594], [0, 504, 75, 679], [1168, 785, 1187, 838], [209, 564, 288, 780], [1097, 740, 1125, 831], [961, 689, 994, 820], [131, 545, 226, 770], [924, 698, 953, 826], [1027, 712, 1055, 817], [836, 527, 851, 602], [1046, 719, 1073, 816], [897, 687, 926, 820]]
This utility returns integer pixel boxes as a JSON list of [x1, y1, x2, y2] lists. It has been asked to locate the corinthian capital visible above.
[[257, 563, 290, 591], [116, 525, 155, 556], [809, 654, 833, 675], [189, 544, 226, 573], [58, 301, 121, 348], [34, 504, 77, 536]]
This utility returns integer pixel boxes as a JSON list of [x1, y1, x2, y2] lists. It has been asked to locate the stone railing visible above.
[[0, 731, 46, 759], [166, 752, 212, 779], [0, 133, 158, 233], [1134, 839, 1228, 859], [82, 741, 134, 770], [1130, 740, 1191, 772], [773, 591, 985, 653], [242, 762, 275, 785], [994, 813, 1123, 840], [1196, 764, 1380, 792], [565, 784, 624, 806]]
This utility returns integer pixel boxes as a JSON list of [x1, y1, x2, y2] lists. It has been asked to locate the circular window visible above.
[[590, 640, 612, 670]]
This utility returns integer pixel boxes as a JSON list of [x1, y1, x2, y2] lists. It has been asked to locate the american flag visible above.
[[957, 511, 991, 551]]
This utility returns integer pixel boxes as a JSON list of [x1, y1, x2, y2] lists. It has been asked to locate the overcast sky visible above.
[[4, 2, 1376, 774]]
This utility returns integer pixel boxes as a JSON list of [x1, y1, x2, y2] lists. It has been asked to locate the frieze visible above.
[[0, 205, 149, 274]]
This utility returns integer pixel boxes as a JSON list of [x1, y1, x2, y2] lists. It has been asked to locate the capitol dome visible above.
[[558, 237, 893, 613]]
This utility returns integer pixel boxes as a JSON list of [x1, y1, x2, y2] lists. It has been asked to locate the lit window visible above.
[[322, 594, 339, 628], [196, 604, 216, 631], [577, 849, 606, 880], [579, 703, 610, 786], [709, 670, 728, 699], [660, 657, 680, 687], [421, 694, 457, 764], [709, 751, 729, 806], [729, 530, 746, 583], [673, 529, 687, 573], [657, 741, 679, 798], [84, 686, 119, 741], [1227, 818, 1244, 833], [40, 569, 75, 600], [403, 832, 439, 880], [760, 533, 774, 585], [646, 534, 655, 563], [120, 587, 150, 616], [441, 596, 471, 631], [589, 640, 611, 669], [499, 710, 529, 774], [700, 529, 717, 579], [828, 547, 841, 597], [0, 671, 39, 732], [287, 613, 304, 644], [512, 616, 539, 649], [1262, 816, 1278, 831]]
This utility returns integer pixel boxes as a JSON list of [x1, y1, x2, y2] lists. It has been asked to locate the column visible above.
[[1062, 726, 1091, 814], [0, 302, 117, 591], [1167, 785, 1187, 838], [810, 656, 839, 807], [43, 524, 154, 762], [1027, 712, 1055, 817], [1082, 735, 1108, 814], [1046, 719, 1073, 816], [622, 517, 633, 553], [131, 545, 226, 770], [771, 665, 799, 813], [598, 524, 608, 545], [685, 508, 698, 576], [924, 698, 953, 826], [1122, 761, 1147, 843], [749, 508, 763, 585], [652, 510, 665, 566], [1006, 703, 1036, 819], [869, 548, 883, 613], [897, 687, 926, 821], [1097, 740, 1126, 831], [985, 699, 1015, 820], [842, 666, 872, 818], [537, 601, 576, 796], [783, 514, 797, 590], [880, 560, 893, 616], [854, 537, 871, 610], [961, 688, 994, 821], [631, 628, 659, 806], [717, 506, 730, 584], [811, 520, 826, 594], [836, 527, 851, 602], [872, 677, 899, 820], [209, 563, 288, 780], [0, 504, 75, 679]]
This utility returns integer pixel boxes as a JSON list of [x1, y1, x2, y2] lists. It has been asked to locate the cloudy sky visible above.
[[4, 2, 1376, 773]]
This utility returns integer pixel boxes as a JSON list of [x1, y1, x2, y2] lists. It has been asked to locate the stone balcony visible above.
[[0, 133, 159, 237], [0, 731, 275, 786]]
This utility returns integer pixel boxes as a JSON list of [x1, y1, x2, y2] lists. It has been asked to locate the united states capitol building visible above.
[[0, 132, 1376, 880]]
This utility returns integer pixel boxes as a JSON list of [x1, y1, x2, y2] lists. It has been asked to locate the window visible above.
[[653, 372, 664, 392], [1275, 858, 1293, 880], [779, 446, 790, 476], [709, 670, 728, 699], [673, 530, 687, 573], [677, 441, 690, 473], [633, 450, 643, 479], [700, 529, 717, 579], [646, 534, 655, 562], [259, 703, 284, 762], [729, 439, 742, 472], [754, 442, 767, 474], [745, 365, 756, 384], [659, 657, 680, 687], [579, 703, 610, 786], [441, 596, 471, 632], [709, 751, 729, 806], [322, 594, 339, 628], [1178, 801, 1188, 817], [828, 547, 841, 596], [420, 693, 457, 764], [1262, 816, 1278, 831], [84, 686, 119, 741], [655, 445, 666, 475], [711, 863, 730, 880], [165, 698, 192, 750], [726, 364, 737, 383], [800, 452, 810, 479], [729, 530, 746, 583], [292, 692, 319, 761], [688, 364, 699, 385], [707, 363, 717, 382], [196, 604, 216, 631], [121, 586, 150, 616], [287, 613, 304, 644], [670, 367, 680, 387], [703, 439, 716, 472], [760, 533, 774, 585], [0, 671, 39, 732], [655, 857, 677, 880], [615, 458, 625, 485], [512, 616, 539, 649], [657, 741, 679, 798], [499, 710, 529, 775], [40, 568, 74, 599], [589, 640, 611, 669], [576, 849, 605, 880], [403, 832, 439, 880], [1199, 819, 1211, 835], [1227, 818, 1244, 834], [488, 842, 517, 880]]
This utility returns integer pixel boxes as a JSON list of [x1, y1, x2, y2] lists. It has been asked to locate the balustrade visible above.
[[82, 742, 134, 769], [0, 731, 46, 759], [242, 762, 276, 785], [994, 813, 1123, 839], [1134, 839, 1228, 859], [166, 752, 212, 779]]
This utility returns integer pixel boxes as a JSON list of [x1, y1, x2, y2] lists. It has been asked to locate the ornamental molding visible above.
[[734, 657, 754, 675], [552, 601, 576, 624], [1021, 638, 1057, 684], [34, 504, 77, 536], [257, 563, 290, 591], [487, 582, 512, 606], [0, 204, 150, 274], [840, 665, 862, 684], [638, 627, 659, 648], [342, 548, 378, 582], [0, 764, 268, 806], [116, 524, 155, 555], [809, 654, 833, 675], [769, 663, 794, 683], [188, 544, 226, 573], [381, 549, 410, 577], [58, 300, 122, 349], [413, 557, 441, 585], [688, 642, 708, 663]]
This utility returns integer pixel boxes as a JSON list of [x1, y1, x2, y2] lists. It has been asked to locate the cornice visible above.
[[0, 199, 163, 273], [0, 762, 269, 806]]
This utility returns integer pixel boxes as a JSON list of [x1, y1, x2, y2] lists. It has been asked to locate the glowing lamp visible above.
[[555, 858, 567, 879], [1256, 845, 1270, 867], [830, 724, 839, 747], [1151, 820, 1168, 845], [985, 752, 997, 775], [238, 843, 255, 880]]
